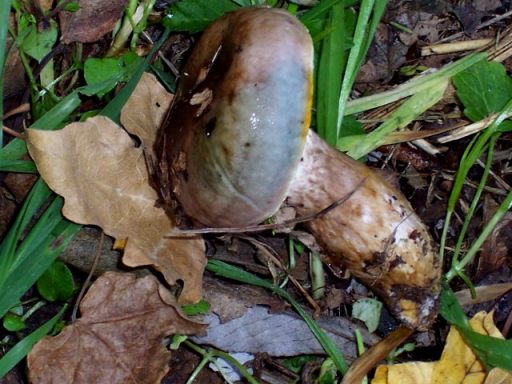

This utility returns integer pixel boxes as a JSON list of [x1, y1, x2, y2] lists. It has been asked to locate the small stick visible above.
[[421, 39, 493, 56], [1, 103, 30, 120], [240, 236, 321, 316], [165, 178, 366, 237], [2, 125, 22, 138]]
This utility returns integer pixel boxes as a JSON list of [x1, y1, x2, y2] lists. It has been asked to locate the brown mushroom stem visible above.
[[286, 131, 441, 330]]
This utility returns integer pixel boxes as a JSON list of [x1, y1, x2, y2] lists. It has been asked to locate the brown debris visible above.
[[59, 0, 128, 44], [28, 272, 205, 384]]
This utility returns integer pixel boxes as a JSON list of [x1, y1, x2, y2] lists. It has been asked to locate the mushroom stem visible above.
[[286, 131, 441, 330]]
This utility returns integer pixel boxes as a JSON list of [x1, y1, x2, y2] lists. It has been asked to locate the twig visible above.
[[240, 236, 321, 316], [437, 9, 512, 44], [421, 39, 493, 56], [165, 179, 366, 237], [0, 103, 30, 120], [71, 232, 105, 321], [2, 125, 22, 138]]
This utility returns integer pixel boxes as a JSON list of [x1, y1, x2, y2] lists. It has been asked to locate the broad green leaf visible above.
[[163, 0, 239, 33], [20, 21, 58, 63], [84, 52, 143, 97], [3, 313, 26, 332], [36, 261, 75, 302], [453, 60, 512, 122], [352, 298, 382, 333]]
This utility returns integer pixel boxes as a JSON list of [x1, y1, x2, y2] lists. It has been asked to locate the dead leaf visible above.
[[120, 72, 174, 154], [484, 368, 512, 384], [455, 283, 512, 306], [28, 272, 204, 384], [373, 362, 435, 383], [372, 311, 511, 384], [26, 116, 206, 303], [59, 0, 128, 44]]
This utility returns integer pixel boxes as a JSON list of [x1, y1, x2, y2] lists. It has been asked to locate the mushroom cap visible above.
[[154, 7, 313, 227]]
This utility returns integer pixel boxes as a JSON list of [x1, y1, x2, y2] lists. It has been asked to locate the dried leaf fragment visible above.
[[372, 311, 511, 384], [26, 117, 206, 303], [28, 272, 205, 384]]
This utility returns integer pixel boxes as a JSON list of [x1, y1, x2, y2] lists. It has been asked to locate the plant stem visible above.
[[446, 188, 512, 282]]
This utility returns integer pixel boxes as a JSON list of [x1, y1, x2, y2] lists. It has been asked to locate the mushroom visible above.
[[153, 7, 441, 330]]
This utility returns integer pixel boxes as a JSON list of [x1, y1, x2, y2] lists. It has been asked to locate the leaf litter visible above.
[[28, 272, 205, 384], [26, 73, 206, 304]]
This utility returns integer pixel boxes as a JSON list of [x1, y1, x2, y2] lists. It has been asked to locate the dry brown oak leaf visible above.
[[28, 272, 205, 384], [26, 74, 205, 304]]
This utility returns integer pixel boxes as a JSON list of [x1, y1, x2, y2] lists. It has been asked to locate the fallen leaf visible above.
[[26, 115, 206, 303], [484, 368, 512, 384], [120, 72, 174, 154], [28, 272, 205, 384], [373, 362, 435, 384], [372, 311, 511, 384], [59, 0, 128, 44]]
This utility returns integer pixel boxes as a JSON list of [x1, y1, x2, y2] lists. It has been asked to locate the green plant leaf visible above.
[[339, 78, 448, 159], [440, 285, 512, 371], [36, 261, 75, 302], [315, 3, 347, 145], [181, 299, 210, 316], [84, 52, 143, 97], [20, 20, 58, 63], [62, 1, 79, 11], [0, 0, 13, 146], [3, 313, 26, 332], [0, 306, 65, 378], [0, 160, 37, 173], [453, 60, 512, 122], [345, 53, 486, 115], [163, 0, 239, 32], [352, 298, 382, 333]]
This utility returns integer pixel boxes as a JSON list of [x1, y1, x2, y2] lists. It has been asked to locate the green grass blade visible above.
[[345, 53, 486, 115], [0, 305, 66, 378], [299, 0, 358, 29], [10, 198, 65, 272], [337, 0, 386, 137], [206, 259, 349, 374], [0, 160, 37, 173], [0, 219, 80, 319], [451, 136, 497, 265], [0, 178, 51, 283], [0, 91, 81, 162], [440, 98, 512, 262], [338, 78, 447, 158], [316, 3, 346, 145], [0, 0, 13, 147], [446, 186, 512, 282]]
